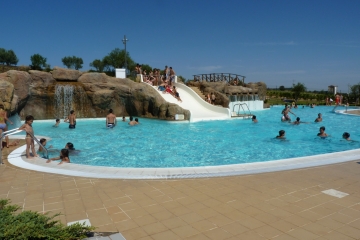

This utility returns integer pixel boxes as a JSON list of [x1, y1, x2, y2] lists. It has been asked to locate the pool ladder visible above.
[[0, 128, 48, 164], [232, 103, 253, 119]]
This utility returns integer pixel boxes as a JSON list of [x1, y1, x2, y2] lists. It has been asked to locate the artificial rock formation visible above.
[[0, 68, 190, 121], [187, 80, 267, 105]]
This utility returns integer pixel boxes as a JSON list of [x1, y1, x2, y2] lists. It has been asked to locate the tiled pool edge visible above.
[[6, 138, 360, 179]]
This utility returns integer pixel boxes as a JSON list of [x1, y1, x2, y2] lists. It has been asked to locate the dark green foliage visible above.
[[292, 82, 307, 100], [89, 59, 105, 72], [350, 83, 360, 100], [102, 48, 135, 71], [279, 85, 285, 91], [61, 56, 83, 70], [0, 199, 94, 240], [0, 48, 19, 66], [30, 54, 48, 70]]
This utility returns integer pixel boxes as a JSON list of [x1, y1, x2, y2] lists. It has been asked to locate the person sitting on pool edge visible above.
[[276, 130, 286, 139], [252, 115, 258, 123], [106, 109, 116, 128], [342, 132, 351, 141], [314, 113, 322, 122], [317, 126, 328, 137], [1, 137, 20, 149], [46, 148, 70, 165]]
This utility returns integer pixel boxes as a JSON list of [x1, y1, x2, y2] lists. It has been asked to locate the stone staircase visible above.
[[190, 86, 206, 101]]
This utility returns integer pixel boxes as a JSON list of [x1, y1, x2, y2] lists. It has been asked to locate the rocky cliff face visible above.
[[0, 67, 190, 121]]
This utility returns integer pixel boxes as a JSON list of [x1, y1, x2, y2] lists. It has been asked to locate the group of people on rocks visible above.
[[135, 64, 176, 87]]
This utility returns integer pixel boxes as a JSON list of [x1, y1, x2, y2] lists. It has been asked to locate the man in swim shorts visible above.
[[106, 109, 117, 128], [64, 110, 76, 129]]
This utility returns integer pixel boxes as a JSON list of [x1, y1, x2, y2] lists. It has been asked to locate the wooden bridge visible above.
[[193, 73, 246, 83]]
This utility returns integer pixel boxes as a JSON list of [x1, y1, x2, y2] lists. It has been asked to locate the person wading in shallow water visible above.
[[106, 109, 117, 128], [64, 110, 76, 129]]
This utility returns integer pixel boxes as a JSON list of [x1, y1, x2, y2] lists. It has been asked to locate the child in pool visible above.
[[18, 115, 38, 158], [276, 130, 286, 139], [46, 148, 70, 165], [342, 132, 351, 141], [317, 126, 328, 137], [53, 118, 60, 127]]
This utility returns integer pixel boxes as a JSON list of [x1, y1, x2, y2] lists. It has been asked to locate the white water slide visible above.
[[141, 77, 231, 122]]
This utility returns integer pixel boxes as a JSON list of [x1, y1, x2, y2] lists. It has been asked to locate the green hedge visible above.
[[0, 199, 95, 240]]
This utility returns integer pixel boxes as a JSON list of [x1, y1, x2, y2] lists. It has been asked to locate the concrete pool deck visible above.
[[1, 142, 360, 239]]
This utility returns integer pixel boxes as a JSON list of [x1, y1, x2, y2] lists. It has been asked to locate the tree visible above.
[[350, 83, 360, 103], [0, 48, 6, 65], [89, 59, 105, 72], [279, 86, 285, 91], [0, 49, 19, 66], [5, 50, 18, 66], [30, 54, 48, 70], [292, 82, 307, 101], [61, 56, 83, 70], [102, 48, 134, 72], [74, 57, 83, 70]]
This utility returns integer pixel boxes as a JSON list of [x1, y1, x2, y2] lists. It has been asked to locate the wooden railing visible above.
[[193, 73, 245, 83]]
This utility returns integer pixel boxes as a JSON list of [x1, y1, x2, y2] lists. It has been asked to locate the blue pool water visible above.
[[21, 106, 360, 168]]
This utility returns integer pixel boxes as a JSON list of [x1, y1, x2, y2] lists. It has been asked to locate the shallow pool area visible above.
[[11, 105, 360, 169]]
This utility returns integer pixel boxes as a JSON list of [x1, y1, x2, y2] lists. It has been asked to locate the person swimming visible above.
[[276, 130, 286, 139], [252, 115, 258, 123], [342, 132, 351, 141], [317, 126, 328, 138], [65, 142, 80, 155]]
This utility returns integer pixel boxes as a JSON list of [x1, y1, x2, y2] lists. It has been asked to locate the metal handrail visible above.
[[0, 128, 48, 165], [232, 103, 252, 118]]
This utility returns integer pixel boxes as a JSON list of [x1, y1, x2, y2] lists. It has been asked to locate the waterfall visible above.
[[54, 84, 74, 119], [53, 84, 94, 118]]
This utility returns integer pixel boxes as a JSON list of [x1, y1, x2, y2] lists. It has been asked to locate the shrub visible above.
[[0, 199, 95, 240]]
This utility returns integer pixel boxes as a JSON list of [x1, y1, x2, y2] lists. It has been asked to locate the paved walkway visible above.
[[1, 143, 360, 239]]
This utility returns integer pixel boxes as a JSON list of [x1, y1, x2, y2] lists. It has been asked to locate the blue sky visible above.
[[1, 0, 359, 92]]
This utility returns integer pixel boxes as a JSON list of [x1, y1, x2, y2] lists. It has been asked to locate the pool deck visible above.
[[2, 142, 360, 239]]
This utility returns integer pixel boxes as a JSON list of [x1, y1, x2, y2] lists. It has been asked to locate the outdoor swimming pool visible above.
[[22, 106, 360, 168]]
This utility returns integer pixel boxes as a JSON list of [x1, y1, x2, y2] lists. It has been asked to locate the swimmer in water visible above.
[[46, 149, 70, 165], [276, 130, 286, 139], [252, 115, 258, 123], [342, 132, 351, 141], [314, 113, 322, 122], [317, 126, 328, 137]]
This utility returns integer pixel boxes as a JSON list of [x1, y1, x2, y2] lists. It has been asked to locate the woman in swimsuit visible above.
[[0, 104, 13, 148], [19, 115, 38, 158]]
